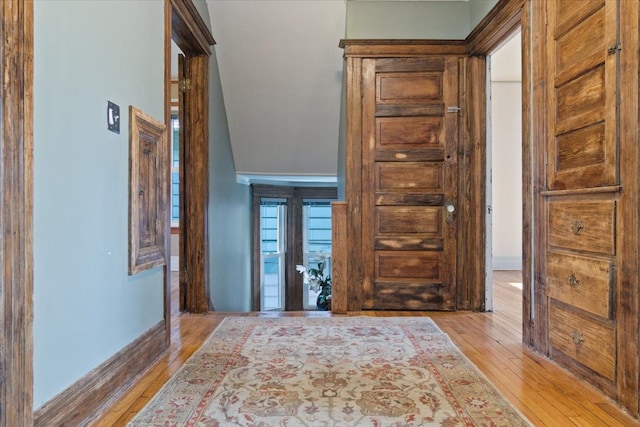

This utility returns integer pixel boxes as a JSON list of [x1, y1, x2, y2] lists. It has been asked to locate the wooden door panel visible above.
[[376, 252, 441, 281], [555, 66, 605, 135], [375, 57, 445, 73], [554, 0, 604, 38], [555, 7, 605, 86], [375, 206, 441, 235], [370, 282, 448, 310], [362, 56, 458, 310], [376, 104, 445, 118], [376, 163, 443, 192], [548, 0, 616, 191], [377, 117, 443, 147], [375, 193, 444, 206], [377, 73, 443, 104], [375, 237, 443, 251]]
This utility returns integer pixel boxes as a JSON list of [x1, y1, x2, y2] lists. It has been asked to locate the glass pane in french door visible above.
[[260, 201, 286, 311], [303, 200, 332, 310]]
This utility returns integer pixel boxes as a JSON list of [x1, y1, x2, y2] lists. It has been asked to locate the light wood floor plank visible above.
[[90, 271, 639, 426]]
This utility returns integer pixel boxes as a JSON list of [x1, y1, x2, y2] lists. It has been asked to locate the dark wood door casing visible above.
[[1, 1, 34, 425], [166, 0, 215, 315]]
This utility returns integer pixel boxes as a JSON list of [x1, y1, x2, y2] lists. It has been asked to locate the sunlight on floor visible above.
[[508, 282, 523, 290]]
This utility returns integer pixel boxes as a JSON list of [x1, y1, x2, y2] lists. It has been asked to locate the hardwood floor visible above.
[[91, 271, 639, 426]]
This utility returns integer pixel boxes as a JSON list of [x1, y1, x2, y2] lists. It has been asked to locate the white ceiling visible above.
[[205, 0, 519, 184]]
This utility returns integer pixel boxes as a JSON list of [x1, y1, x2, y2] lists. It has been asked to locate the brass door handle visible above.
[[571, 330, 585, 345], [571, 220, 584, 235]]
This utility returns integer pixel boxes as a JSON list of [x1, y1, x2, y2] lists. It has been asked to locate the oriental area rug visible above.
[[128, 317, 531, 427]]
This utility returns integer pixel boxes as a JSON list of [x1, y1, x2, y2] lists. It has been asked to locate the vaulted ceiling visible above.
[[205, 0, 518, 185]]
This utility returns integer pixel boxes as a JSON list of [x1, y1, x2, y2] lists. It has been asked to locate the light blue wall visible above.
[[194, 1, 253, 311], [345, 1, 499, 41], [470, 0, 499, 30], [33, 0, 164, 408], [346, 1, 470, 39]]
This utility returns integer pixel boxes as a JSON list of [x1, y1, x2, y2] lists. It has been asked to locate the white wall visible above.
[[491, 82, 522, 269], [33, 0, 164, 408]]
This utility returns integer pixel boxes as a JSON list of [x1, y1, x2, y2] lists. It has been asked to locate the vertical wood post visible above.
[[331, 202, 347, 314], [1, 0, 34, 425]]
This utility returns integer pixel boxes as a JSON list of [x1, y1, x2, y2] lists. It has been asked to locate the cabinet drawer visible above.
[[547, 252, 613, 319], [548, 200, 615, 255], [549, 303, 616, 381]]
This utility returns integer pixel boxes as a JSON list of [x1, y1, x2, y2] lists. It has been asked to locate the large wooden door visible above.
[[361, 57, 459, 310]]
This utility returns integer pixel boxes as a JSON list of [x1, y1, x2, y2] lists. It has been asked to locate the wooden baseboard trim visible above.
[[34, 321, 167, 427]]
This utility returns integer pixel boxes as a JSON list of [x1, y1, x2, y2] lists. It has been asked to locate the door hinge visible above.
[[608, 43, 621, 55], [179, 78, 191, 93], [447, 106, 461, 113]]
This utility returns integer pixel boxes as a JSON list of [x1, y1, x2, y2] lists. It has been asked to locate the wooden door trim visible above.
[[1, 1, 34, 425], [466, 0, 526, 55], [165, 0, 215, 317], [459, 55, 487, 311], [617, 0, 639, 415]]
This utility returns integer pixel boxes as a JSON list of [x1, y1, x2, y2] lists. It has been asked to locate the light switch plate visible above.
[[107, 101, 120, 134]]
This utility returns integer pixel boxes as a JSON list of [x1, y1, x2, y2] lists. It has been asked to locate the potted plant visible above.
[[296, 258, 332, 311]]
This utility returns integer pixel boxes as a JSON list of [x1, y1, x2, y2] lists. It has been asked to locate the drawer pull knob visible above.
[[571, 220, 584, 235], [572, 331, 585, 345], [567, 273, 580, 287]]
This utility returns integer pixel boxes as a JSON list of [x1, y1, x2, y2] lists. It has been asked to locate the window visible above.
[[260, 200, 286, 311], [302, 200, 333, 309], [252, 186, 337, 311]]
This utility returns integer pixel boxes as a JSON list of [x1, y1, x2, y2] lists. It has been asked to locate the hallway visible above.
[[92, 271, 639, 426]]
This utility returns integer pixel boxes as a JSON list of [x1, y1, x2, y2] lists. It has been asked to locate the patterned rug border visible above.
[[130, 316, 533, 426]]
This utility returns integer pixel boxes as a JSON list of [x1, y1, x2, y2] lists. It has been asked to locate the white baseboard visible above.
[[170, 256, 179, 272], [492, 256, 522, 270]]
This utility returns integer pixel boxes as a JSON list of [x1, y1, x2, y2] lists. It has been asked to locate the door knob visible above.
[[445, 200, 455, 224]]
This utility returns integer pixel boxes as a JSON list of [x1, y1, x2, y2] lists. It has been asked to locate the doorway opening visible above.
[[485, 29, 523, 313], [165, 0, 215, 317], [252, 185, 337, 311]]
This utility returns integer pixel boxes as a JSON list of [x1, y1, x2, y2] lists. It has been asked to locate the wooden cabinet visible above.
[[542, 0, 622, 401]]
